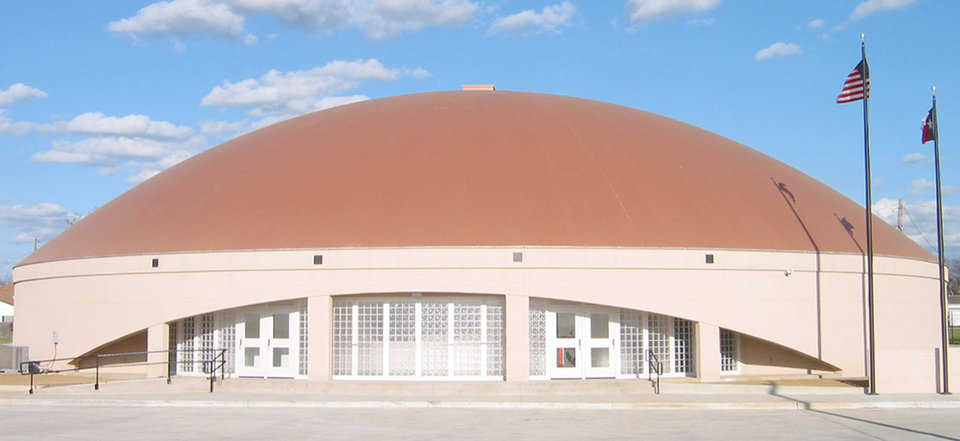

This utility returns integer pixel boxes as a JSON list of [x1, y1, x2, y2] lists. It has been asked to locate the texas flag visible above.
[[922, 107, 936, 144]]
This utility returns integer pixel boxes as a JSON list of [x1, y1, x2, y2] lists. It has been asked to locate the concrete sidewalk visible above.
[[1, 377, 958, 410]]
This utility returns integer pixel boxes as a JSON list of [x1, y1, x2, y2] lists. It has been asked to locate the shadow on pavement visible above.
[[767, 384, 959, 441]]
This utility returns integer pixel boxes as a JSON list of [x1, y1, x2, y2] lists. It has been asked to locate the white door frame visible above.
[[236, 303, 300, 378], [545, 303, 619, 379]]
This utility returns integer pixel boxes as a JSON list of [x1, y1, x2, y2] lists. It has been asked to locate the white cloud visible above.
[[171, 38, 188, 52], [110, 0, 479, 41], [108, 0, 246, 38], [199, 59, 429, 137], [0, 203, 80, 245], [0, 83, 48, 106], [901, 152, 927, 164], [687, 17, 715, 26], [910, 178, 935, 195], [807, 18, 824, 29], [408, 67, 432, 79], [202, 59, 401, 109], [851, 0, 915, 21], [755, 42, 802, 61], [3, 111, 194, 139], [201, 119, 248, 136], [874, 197, 960, 255], [0, 110, 35, 135], [243, 33, 258, 44], [199, 59, 423, 132], [490, 2, 575, 35], [626, 0, 720, 23], [42, 112, 195, 140], [32, 135, 207, 183]]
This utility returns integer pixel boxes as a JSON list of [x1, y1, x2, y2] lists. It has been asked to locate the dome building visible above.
[[11, 90, 944, 392]]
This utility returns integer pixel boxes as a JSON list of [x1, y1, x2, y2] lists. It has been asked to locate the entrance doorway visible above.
[[546, 305, 618, 379], [237, 303, 300, 378]]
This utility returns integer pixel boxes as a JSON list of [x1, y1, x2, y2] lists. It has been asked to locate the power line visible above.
[[900, 200, 937, 251]]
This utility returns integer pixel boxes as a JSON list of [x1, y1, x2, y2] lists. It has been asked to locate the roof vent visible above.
[[462, 84, 495, 91]]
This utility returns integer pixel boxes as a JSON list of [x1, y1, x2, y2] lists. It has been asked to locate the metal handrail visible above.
[[20, 348, 228, 394], [647, 349, 663, 395]]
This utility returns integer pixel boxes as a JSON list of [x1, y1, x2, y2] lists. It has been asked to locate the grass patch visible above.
[[951, 328, 960, 345], [0, 337, 11, 344]]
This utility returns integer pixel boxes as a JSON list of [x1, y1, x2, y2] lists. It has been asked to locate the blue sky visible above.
[[0, 0, 957, 281]]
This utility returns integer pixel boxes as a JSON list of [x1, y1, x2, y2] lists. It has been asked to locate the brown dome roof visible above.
[[20, 91, 932, 265]]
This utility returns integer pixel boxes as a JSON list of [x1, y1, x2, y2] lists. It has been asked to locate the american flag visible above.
[[836, 60, 870, 103]]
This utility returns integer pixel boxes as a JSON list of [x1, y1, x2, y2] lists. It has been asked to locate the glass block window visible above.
[[673, 318, 694, 374], [389, 302, 416, 376], [486, 304, 504, 377], [217, 310, 236, 375], [199, 313, 215, 373], [357, 302, 383, 376], [647, 312, 669, 372], [299, 301, 308, 376], [330, 296, 503, 379], [180, 317, 194, 373], [421, 302, 449, 376], [720, 329, 738, 372], [333, 303, 353, 376], [619, 310, 643, 375], [453, 303, 482, 376], [529, 301, 546, 376]]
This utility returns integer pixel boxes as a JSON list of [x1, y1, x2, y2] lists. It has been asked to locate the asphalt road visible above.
[[2, 406, 958, 440]]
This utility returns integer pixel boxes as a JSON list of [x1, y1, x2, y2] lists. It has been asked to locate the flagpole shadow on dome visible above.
[[835, 212, 870, 393], [771, 178, 823, 362]]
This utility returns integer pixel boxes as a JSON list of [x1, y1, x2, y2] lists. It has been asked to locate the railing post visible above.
[[94, 356, 100, 391], [167, 349, 173, 384], [29, 372, 34, 395], [209, 361, 214, 393]]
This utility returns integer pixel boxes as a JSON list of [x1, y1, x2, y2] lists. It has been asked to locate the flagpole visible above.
[[932, 86, 951, 394], [861, 34, 878, 395]]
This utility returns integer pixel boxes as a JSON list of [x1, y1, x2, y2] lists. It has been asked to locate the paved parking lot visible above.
[[2, 406, 958, 440]]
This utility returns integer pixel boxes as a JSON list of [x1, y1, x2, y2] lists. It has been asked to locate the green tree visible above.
[[950, 259, 960, 297]]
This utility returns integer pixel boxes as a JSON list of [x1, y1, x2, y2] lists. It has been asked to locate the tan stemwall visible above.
[[949, 346, 960, 392], [505, 294, 529, 381], [11, 246, 942, 392], [307, 295, 332, 381], [146, 324, 169, 377], [697, 322, 720, 381], [872, 272, 942, 393], [72, 330, 147, 370], [739, 334, 840, 376]]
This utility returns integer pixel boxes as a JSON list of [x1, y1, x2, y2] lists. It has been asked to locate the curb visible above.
[[1, 398, 959, 410]]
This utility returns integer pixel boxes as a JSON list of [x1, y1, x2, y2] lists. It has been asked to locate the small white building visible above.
[[0, 284, 13, 322]]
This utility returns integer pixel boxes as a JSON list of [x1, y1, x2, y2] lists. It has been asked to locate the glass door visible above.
[[549, 310, 580, 379], [265, 306, 296, 378], [583, 311, 616, 378], [238, 310, 265, 377], [235, 304, 299, 378], [547, 305, 618, 379]]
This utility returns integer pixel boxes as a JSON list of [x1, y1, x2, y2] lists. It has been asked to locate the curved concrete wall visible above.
[[12, 246, 943, 392]]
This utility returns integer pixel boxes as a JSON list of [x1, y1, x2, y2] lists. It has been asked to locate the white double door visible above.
[[236, 303, 300, 378], [547, 305, 618, 379]]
